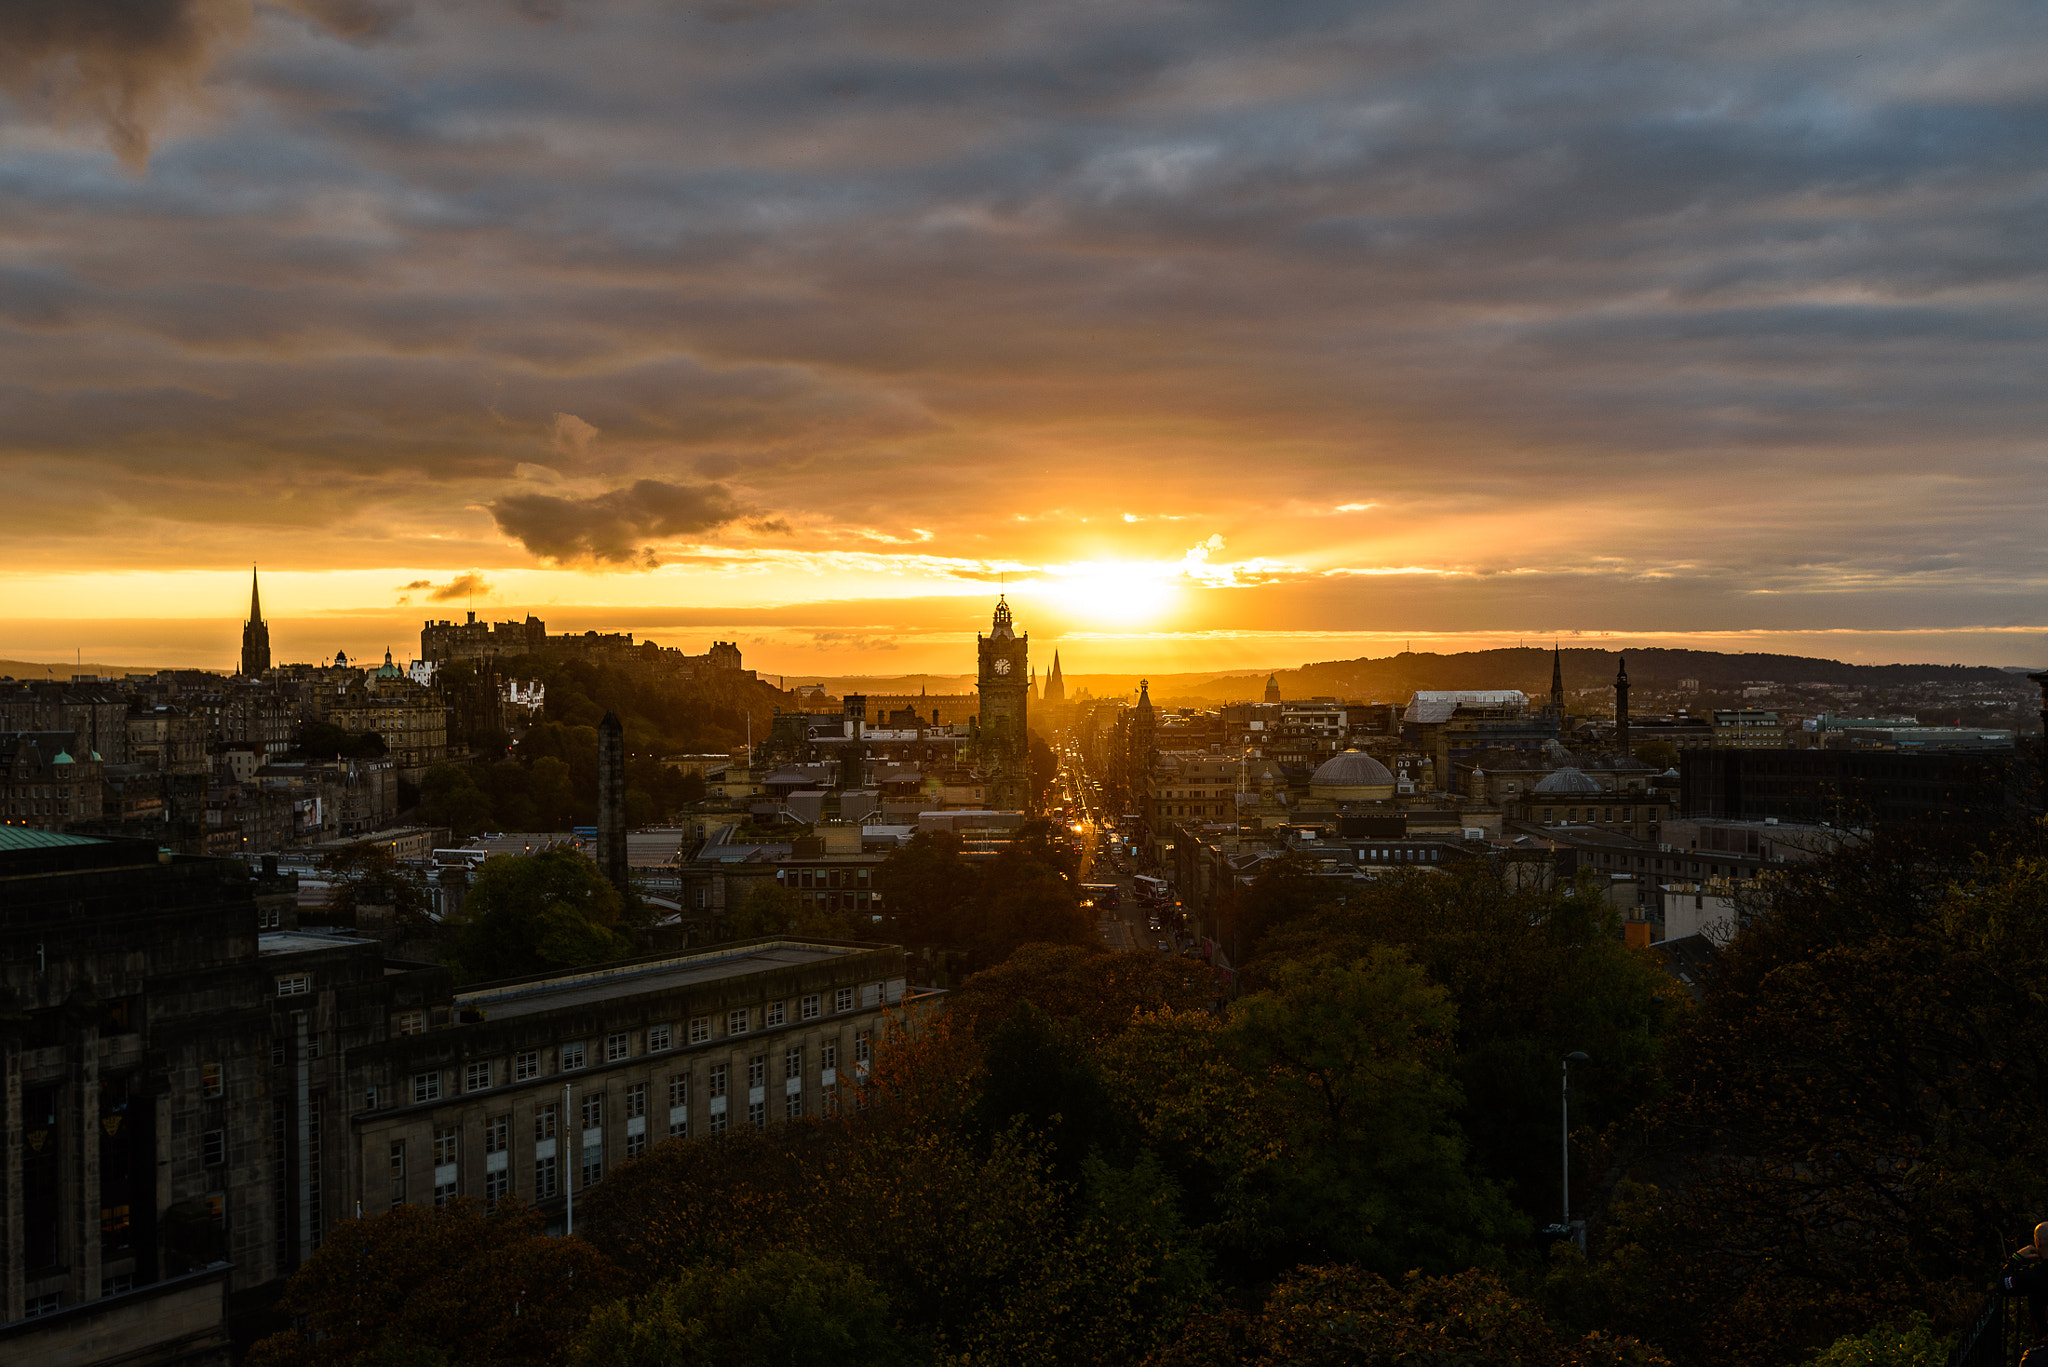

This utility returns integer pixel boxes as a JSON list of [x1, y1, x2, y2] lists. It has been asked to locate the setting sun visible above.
[[1029, 561, 1183, 627]]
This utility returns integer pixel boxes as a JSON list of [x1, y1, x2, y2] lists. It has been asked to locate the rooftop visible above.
[[455, 940, 866, 1019]]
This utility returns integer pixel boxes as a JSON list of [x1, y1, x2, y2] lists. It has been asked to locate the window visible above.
[[748, 1099, 766, 1131], [582, 1092, 604, 1131], [785, 1090, 804, 1120], [561, 1041, 587, 1071], [364, 1085, 380, 1110], [800, 994, 820, 1021], [709, 1107, 728, 1135], [647, 1024, 672, 1052], [822, 1040, 838, 1074], [784, 1045, 802, 1081], [24, 1294, 61, 1318], [412, 1071, 441, 1104], [201, 1061, 223, 1098], [389, 1140, 406, 1181], [606, 1032, 630, 1063], [434, 1127, 458, 1166], [669, 1073, 689, 1137], [395, 1009, 426, 1036], [766, 1000, 786, 1027], [834, 987, 854, 1013], [709, 1063, 728, 1097], [485, 1167, 509, 1203], [855, 1031, 872, 1068], [465, 1061, 491, 1093], [626, 1130, 647, 1159], [485, 1113, 508, 1152], [690, 1016, 711, 1044], [625, 1083, 646, 1119], [727, 1008, 750, 1036], [516, 1050, 540, 1082], [271, 1039, 285, 1066], [748, 1054, 766, 1090], [276, 975, 311, 998], [535, 1104, 558, 1141], [581, 1139, 603, 1190], [203, 1129, 225, 1167], [535, 1154, 558, 1199]]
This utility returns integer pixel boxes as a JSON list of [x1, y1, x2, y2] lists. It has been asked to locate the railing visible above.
[[1951, 1286, 2019, 1367]]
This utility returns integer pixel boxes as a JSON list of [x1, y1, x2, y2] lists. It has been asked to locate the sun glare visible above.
[[1032, 561, 1181, 626]]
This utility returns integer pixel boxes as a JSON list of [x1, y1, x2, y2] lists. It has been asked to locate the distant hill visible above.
[[1065, 648, 2029, 707]]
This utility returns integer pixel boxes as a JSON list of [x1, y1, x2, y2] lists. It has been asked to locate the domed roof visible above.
[[1309, 750, 1395, 799], [1534, 767, 1601, 795]]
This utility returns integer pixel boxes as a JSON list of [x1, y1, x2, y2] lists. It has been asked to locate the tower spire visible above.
[[240, 564, 272, 677], [1550, 642, 1564, 716]]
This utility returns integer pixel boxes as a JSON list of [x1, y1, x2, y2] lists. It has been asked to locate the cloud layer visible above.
[[3, 0, 2048, 663]]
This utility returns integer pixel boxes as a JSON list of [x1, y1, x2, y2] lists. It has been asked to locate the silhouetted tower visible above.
[[1264, 673, 1281, 704], [597, 710, 628, 898], [1613, 655, 1630, 755], [839, 694, 867, 789], [976, 596, 1030, 811], [1044, 650, 1066, 704], [1550, 645, 1564, 717], [241, 565, 271, 677]]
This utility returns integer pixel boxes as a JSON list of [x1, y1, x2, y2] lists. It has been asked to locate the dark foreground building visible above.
[[1679, 747, 2023, 829], [0, 829, 913, 1366]]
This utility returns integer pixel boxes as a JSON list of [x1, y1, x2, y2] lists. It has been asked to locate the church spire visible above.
[[240, 564, 272, 677], [1613, 653, 1630, 754], [1044, 649, 1066, 704], [1550, 643, 1564, 716]]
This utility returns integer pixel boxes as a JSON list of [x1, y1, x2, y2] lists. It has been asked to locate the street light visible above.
[[1558, 1051, 1590, 1248]]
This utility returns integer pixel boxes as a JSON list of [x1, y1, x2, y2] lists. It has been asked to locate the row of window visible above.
[[401, 991, 871, 1104], [393, 1041, 873, 1204], [1534, 806, 1658, 823], [406, 1029, 873, 1107]]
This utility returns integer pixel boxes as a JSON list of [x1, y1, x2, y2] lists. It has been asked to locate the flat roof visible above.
[[455, 941, 863, 1019], [260, 930, 376, 956]]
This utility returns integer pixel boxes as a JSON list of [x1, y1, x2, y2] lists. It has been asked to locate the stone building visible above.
[[344, 941, 912, 1227], [0, 733, 104, 829], [1, 828, 921, 1364], [0, 832, 297, 1362]]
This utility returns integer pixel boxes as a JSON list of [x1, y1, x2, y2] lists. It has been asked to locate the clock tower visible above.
[[976, 596, 1031, 812]]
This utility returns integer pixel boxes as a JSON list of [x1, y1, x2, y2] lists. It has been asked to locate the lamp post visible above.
[[1561, 1051, 1589, 1248]]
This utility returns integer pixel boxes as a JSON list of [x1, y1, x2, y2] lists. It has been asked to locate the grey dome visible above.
[[1533, 767, 1601, 796], [1310, 750, 1394, 789]]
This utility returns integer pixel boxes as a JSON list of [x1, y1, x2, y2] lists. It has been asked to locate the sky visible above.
[[4, 0, 2048, 676]]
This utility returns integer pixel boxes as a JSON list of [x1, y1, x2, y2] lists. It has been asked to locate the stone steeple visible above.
[[240, 565, 271, 677], [1044, 650, 1066, 704], [1550, 644, 1564, 716]]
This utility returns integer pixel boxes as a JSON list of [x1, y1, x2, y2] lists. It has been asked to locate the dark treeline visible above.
[[262, 828, 2048, 1366]]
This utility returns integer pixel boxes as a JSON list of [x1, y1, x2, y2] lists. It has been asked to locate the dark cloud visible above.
[[5, 0, 2048, 637], [490, 480, 754, 566], [397, 572, 491, 601], [0, 0, 248, 168]]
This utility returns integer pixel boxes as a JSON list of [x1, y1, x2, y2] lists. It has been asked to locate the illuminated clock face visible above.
[[993, 658, 1011, 675]]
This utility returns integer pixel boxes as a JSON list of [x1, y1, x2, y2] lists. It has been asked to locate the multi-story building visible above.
[[1710, 710, 1785, 749], [0, 732, 104, 829], [124, 706, 208, 776], [1, 828, 924, 1364], [344, 941, 914, 1229], [0, 833, 299, 1360]]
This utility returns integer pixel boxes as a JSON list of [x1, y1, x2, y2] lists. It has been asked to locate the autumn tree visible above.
[[246, 1200, 622, 1367]]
